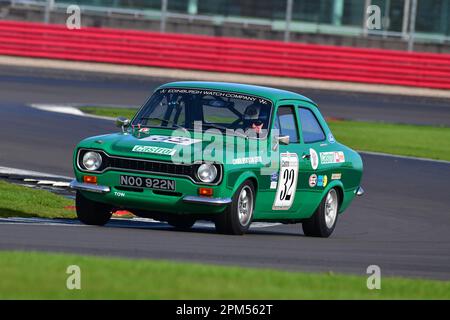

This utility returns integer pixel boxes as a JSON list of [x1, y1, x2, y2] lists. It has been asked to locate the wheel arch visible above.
[[324, 180, 344, 211], [231, 171, 258, 196]]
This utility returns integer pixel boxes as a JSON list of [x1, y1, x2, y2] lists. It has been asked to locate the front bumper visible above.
[[183, 196, 232, 206], [69, 180, 231, 206], [69, 180, 110, 193]]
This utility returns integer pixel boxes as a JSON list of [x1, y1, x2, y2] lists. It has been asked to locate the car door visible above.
[[295, 104, 333, 218], [269, 104, 304, 213]]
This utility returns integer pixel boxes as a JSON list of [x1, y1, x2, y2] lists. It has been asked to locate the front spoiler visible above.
[[70, 180, 231, 206]]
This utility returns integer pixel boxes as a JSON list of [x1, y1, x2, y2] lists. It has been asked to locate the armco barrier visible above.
[[1, 20, 450, 90]]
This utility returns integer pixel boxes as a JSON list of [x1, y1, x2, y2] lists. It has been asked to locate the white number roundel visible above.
[[310, 148, 318, 170]]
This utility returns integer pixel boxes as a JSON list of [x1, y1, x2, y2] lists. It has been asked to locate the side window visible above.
[[298, 108, 326, 143], [275, 106, 299, 143]]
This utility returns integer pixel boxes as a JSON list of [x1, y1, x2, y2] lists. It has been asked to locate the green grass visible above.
[[80, 107, 138, 120], [0, 251, 448, 299], [329, 120, 450, 161], [0, 180, 75, 219], [80, 107, 450, 161]]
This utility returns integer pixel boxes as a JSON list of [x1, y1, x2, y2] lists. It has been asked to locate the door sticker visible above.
[[270, 172, 279, 189], [273, 152, 299, 210], [320, 151, 345, 164], [309, 174, 317, 187]]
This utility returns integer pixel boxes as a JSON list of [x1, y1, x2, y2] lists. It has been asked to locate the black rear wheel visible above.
[[75, 191, 112, 226]]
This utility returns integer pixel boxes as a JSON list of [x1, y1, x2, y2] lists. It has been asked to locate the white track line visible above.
[[29, 104, 116, 121], [0, 217, 84, 227], [36, 180, 60, 185], [0, 217, 280, 229], [0, 166, 72, 180], [30, 104, 84, 116], [52, 182, 71, 187]]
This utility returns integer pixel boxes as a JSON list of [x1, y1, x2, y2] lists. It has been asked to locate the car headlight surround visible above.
[[197, 163, 218, 183], [82, 151, 103, 171]]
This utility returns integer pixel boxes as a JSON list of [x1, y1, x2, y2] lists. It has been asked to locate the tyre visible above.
[[75, 191, 112, 226], [215, 180, 255, 235], [167, 215, 196, 230], [302, 188, 339, 238]]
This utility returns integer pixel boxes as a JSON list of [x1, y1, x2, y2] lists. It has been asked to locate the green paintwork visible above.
[[73, 82, 363, 222]]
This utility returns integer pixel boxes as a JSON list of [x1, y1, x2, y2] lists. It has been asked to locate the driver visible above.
[[244, 104, 264, 135]]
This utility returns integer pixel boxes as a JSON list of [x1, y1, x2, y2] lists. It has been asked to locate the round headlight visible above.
[[82, 151, 102, 171], [197, 163, 217, 183]]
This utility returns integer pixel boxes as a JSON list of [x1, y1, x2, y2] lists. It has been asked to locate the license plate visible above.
[[120, 175, 176, 191]]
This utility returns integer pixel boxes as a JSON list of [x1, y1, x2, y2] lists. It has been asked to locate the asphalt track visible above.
[[0, 66, 449, 280]]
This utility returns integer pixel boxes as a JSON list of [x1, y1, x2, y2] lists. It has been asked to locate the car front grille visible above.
[[108, 157, 195, 177]]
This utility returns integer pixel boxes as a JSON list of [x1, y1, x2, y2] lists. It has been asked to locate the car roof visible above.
[[157, 81, 316, 106]]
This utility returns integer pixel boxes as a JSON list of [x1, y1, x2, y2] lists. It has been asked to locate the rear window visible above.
[[298, 108, 325, 143]]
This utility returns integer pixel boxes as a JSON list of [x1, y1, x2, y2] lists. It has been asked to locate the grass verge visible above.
[[81, 106, 450, 162], [0, 180, 75, 219], [80, 106, 137, 120], [328, 120, 450, 162], [0, 251, 449, 299]]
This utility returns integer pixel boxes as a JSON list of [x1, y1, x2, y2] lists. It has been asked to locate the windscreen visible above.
[[132, 88, 272, 136]]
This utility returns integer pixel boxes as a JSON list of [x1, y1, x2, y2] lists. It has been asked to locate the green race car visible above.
[[70, 82, 364, 237]]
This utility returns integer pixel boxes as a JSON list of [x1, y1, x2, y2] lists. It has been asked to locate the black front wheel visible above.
[[302, 188, 339, 238], [215, 180, 255, 235], [75, 191, 112, 226]]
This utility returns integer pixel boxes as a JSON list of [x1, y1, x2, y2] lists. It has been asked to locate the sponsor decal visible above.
[[140, 135, 201, 146], [310, 148, 319, 170], [320, 151, 345, 164], [328, 133, 335, 143], [132, 145, 176, 156], [162, 88, 271, 105], [317, 175, 323, 187], [317, 175, 328, 187], [331, 173, 342, 180], [270, 172, 279, 189], [309, 174, 317, 187], [138, 128, 150, 133], [273, 153, 299, 210], [232, 156, 263, 165]]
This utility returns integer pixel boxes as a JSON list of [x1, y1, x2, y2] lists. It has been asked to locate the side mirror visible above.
[[272, 135, 290, 151], [277, 135, 290, 145], [116, 117, 130, 133]]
